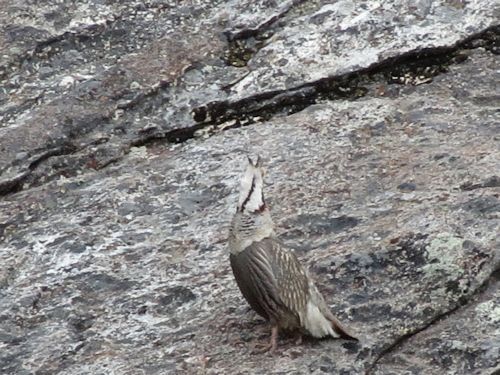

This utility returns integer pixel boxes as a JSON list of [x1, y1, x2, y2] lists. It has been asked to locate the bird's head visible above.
[[237, 156, 267, 214]]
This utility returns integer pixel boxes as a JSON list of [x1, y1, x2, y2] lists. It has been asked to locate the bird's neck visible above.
[[229, 209, 275, 254]]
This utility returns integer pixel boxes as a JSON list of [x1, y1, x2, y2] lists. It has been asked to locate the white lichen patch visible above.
[[475, 300, 500, 334], [127, 146, 149, 160], [422, 233, 465, 277]]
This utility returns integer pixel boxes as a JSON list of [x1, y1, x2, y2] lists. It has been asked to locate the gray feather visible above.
[[230, 237, 309, 330], [228, 157, 358, 341]]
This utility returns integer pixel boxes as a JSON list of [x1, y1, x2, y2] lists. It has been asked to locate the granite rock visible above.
[[0, 1, 499, 374]]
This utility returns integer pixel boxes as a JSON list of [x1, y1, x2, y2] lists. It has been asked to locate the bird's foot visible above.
[[250, 341, 274, 354], [250, 326, 278, 355]]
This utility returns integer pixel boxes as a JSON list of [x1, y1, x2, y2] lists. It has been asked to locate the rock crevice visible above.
[[1, 1, 499, 374]]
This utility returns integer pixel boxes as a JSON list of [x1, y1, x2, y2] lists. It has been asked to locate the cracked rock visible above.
[[1, 1, 499, 374]]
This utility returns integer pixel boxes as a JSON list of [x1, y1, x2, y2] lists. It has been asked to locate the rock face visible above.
[[1, 1, 499, 374]]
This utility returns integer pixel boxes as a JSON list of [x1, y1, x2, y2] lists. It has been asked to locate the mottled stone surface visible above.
[[227, 0, 499, 97], [1, 0, 499, 374]]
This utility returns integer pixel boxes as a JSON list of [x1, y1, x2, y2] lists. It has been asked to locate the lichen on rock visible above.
[[1, 0, 499, 374]]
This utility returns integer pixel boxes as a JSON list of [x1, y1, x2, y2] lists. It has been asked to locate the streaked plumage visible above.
[[228, 156, 357, 352]]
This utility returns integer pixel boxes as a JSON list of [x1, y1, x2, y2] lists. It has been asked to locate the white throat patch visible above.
[[238, 160, 265, 213]]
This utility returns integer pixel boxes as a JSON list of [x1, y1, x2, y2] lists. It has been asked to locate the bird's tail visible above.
[[330, 315, 358, 341], [307, 282, 359, 341]]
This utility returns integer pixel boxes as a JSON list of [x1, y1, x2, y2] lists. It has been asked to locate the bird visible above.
[[228, 156, 358, 353]]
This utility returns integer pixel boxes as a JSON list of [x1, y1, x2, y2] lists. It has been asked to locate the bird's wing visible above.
[[258, 238, 310, 317], [244, 238, 358, 340], [231, 240, 282, 321]]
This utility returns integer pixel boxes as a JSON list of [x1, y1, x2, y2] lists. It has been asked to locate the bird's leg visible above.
[[251, 325, 279, 354], [270, 325, 278, 353]]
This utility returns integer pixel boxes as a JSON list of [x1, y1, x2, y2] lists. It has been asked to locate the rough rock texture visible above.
[[1, 0, 499, 374]]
